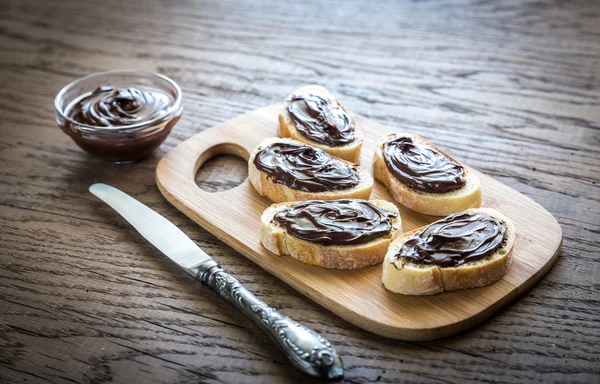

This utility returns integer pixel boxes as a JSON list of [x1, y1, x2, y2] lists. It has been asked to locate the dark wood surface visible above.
[[1, 0, 598, 383]]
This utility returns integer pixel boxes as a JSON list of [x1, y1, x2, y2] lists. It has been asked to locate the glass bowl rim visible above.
[[54, 69, 183, 131]]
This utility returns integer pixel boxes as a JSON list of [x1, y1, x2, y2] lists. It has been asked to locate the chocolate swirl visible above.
[[397, 212, 506, 268], [382, 136, 466, 193], [68, 86, 172, 127], [287, 93, 355, 147], [273, 199, 397, 246], [253, 142, 360, 192]]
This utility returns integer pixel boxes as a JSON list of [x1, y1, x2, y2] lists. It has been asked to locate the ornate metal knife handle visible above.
[[197, 260, 344, 380]]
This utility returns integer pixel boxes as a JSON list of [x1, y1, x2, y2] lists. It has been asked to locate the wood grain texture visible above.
[[0, 0, 598, 383], [156, 104, 562, 340]]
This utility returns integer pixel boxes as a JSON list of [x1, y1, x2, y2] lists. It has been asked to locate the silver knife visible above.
[[89, 183, 344, 380]]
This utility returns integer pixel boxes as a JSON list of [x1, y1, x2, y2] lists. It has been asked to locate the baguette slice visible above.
[[249, 137, 373, 203], [382, 208, 515, 295], [373, 133, 481, 216], [279, 85, 363, 163], [261, 199, 401, 269]]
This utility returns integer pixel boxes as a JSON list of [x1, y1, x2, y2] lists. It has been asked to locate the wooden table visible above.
[[1, 0, 598, 383]]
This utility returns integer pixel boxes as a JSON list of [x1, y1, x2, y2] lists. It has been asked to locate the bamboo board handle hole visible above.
[[193, 143, 250, 194]]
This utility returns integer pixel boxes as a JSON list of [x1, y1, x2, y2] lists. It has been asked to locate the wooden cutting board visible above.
[[156, 104, 562, 341]]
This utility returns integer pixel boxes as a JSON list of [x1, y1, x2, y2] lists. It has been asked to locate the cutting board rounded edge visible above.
[[155, 103, 563, 341]]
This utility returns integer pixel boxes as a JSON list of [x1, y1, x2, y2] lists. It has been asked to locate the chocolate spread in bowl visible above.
[[61, 86, 178, 162], [68, 86, 172, 127]]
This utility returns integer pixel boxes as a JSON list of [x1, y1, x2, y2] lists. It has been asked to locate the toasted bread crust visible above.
[[382, 208, 515, 295], [261, 200, 402, 269], [279, 85, 363, 163], [249, 137, 373, 203], [373, 133, 482, 216]]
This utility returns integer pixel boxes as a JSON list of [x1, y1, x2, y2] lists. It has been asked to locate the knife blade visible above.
[[89, 183, 209, 273], [89, 183, 344, 380]]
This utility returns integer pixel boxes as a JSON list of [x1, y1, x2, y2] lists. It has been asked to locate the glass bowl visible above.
[[54, 70, 183, 162]]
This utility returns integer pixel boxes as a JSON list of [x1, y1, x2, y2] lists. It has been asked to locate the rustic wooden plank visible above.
[[0, 0, 599, 382]]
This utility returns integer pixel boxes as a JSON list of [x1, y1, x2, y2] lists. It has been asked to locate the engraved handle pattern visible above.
[[197, 261, 344, 380]]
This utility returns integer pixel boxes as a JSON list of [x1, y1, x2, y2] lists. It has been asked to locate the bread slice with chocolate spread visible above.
[[279, 85, 363, 163], [382, 208, 515, 295], [261, 199, 401, 269], [249, 137, 372, 203], [373, 133, 481, 216]]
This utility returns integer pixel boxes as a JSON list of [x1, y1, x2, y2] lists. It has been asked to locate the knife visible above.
[[89, 183, 344, 380]]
